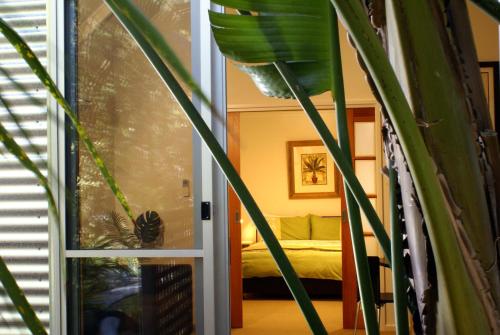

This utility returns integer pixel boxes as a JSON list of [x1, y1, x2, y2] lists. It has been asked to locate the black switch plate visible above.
[[201, 201, 211, 220]]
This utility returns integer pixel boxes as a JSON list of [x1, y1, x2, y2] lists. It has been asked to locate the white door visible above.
[[48, 1, 226, 334]]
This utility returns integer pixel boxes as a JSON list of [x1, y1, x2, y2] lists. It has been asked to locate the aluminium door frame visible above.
[[47, 0, 229, 334]]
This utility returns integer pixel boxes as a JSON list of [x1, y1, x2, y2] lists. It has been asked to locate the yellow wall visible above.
[[239, 110, 342, 242]]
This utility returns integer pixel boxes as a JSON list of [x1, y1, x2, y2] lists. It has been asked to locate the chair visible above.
[[354, 256, 393, 334]]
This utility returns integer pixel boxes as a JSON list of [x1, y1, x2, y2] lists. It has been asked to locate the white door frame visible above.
[[47, 0, 229, 334]]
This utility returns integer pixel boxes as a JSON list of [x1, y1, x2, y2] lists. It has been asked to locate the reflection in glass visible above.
[[73, 0, 195, 249], [68, 258, 195, 334]]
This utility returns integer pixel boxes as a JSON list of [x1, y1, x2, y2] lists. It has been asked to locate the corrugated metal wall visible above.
[[0, 0, 49, 333]]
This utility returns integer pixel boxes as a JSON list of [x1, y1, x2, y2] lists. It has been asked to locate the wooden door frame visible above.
[[226, 106, 377, 330], [227, 112, 243, 328], [342, 107, 377, 329]]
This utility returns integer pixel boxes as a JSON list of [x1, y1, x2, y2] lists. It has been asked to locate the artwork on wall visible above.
[[287, 140, 340, 199], [480, 62, 499, 130]]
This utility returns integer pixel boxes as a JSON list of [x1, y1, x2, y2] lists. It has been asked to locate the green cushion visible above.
[[280, 215, 310, 240], [257, 216, 282, 241], [311, 215, 341, 240]]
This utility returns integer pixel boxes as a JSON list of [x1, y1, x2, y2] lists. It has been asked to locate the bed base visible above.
[[243, 277, 342, 299]]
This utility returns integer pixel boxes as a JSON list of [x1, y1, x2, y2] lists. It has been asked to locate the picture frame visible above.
[[480, 62, 499, 131], [287, 140, 340, 199]]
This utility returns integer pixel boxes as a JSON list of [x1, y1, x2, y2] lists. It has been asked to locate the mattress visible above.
[[242, 240, 342, 280]]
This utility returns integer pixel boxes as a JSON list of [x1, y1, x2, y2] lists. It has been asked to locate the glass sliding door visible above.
[[57, 1, 221, 333]]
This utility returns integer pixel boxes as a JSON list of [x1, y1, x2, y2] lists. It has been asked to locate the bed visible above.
[[242, 215, 343, 298]]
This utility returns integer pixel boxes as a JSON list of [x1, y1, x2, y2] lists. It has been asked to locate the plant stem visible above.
[[329, 8, 378, 334], [330, 1, 490, 332], [104, 2, 328, 333], [389, 163, 410, 335]]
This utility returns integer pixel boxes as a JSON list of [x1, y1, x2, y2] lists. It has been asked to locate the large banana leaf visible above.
[[104, 1, 327, 333], [210, 0, 332, 98], [386, 0, 500, 331], [331, 0, 493, 333]]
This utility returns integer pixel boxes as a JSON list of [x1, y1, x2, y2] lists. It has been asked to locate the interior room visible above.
[[0, 1, 498, 334], [225, 3, 499, 334]]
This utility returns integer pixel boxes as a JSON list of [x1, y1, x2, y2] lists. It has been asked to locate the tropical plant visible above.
[[81, 212, 141, 250], [0, 1, 498, 335]]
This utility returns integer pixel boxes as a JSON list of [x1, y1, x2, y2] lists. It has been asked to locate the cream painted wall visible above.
[[238, 108, 382, 257], [239, 110, 342, 242]]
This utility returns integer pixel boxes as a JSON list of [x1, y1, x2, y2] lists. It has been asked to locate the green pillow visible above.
[[311, 215, 341, 240], [280, 215, 310, 240]]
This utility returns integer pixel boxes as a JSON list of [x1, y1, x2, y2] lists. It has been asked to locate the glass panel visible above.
[[355, 160, 376, 195], [73, 0, 195, 249], [354, 122, 375, 156], [361, 198, 377, 232], [67, 257, 197, 334]]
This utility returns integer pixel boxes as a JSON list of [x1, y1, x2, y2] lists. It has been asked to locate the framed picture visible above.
[[287, 140, 340, 199], [480, 62, 499, 130]]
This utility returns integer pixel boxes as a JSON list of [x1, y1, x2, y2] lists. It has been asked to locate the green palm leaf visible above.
[[209, 0, 332, 98]]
